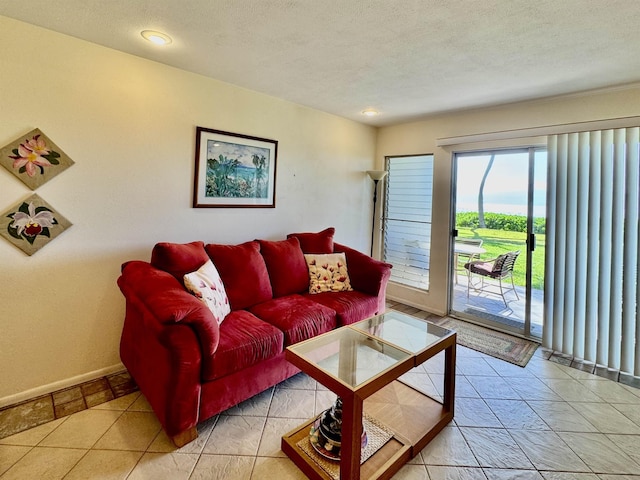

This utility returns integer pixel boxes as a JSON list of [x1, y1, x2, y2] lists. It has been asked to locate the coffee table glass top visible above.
[[351, 311, 453, 354], [288, 327, 412, 388]]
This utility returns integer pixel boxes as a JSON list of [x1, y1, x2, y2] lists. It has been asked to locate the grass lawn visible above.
[[457, 227, 546, 290]]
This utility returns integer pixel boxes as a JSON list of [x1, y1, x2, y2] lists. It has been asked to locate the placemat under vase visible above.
[[296, 413, 394, 480]]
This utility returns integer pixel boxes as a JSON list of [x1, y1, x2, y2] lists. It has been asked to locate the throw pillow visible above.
[[183, 259, 231, 325], [205, 240, 273, 310], [150, 241, 209, 282], [304, 252, 353, 294], [287, 227, 335, 254], [258, 237, 309, 297]]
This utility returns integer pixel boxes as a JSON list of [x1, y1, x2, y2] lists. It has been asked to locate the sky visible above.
[[456, 150, 547, 218]]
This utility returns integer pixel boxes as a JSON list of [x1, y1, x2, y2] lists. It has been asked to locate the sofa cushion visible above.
[[205, 241, 273, 310], [249, 295, 337, 346], [258, 237, 309, 297], [183, 259, 231, 325], [203, 310, 284, 381], [150, 241, 209, 282], [287, 227, 335, 254], [304, 291, 379, 326], [305, 253, 353, 294]]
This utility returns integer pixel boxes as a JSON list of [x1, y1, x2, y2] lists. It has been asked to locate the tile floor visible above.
[[3, 326, 640, 478]]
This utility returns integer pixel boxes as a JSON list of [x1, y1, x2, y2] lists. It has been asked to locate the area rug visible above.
[[436, 317, 538, 367]]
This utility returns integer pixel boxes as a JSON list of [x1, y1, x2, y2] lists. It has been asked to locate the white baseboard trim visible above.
[[0, 363, 126, 409]]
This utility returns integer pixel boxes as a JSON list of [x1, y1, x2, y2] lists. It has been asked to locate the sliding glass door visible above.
[[450, 148, 546, 339]]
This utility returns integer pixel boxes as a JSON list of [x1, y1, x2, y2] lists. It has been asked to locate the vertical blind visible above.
[[544, 127, 640, 377], [383, 155, 434, 290]]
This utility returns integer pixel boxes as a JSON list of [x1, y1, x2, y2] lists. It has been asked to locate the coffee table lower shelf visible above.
[[281, 380, 453, 480]]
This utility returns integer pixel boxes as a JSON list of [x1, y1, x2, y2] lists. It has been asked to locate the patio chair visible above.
[[464, 250, 520, 307], [454, 238, 483, 284]]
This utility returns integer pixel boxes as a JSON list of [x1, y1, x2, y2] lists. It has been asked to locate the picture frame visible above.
[[193, 127, 278, 208]]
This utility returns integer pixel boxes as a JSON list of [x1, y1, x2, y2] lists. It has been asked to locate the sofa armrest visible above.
[[333, 243, 392, 312], [118, 260, 220, 357]]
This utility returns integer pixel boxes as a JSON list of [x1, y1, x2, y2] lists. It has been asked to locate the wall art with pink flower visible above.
[[0, 128, 75, 190], [0, 194, 72, 256]]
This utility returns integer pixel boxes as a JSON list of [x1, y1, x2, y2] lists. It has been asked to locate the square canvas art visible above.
[[0, 128, 75, 190], [0, 194, 73, 256]]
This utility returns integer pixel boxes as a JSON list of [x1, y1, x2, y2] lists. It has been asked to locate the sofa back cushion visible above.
[[287, 227, 335, 254], [258, 237, 309, 297], [205, 241, 273, 310], [150, 241, 210, 282]]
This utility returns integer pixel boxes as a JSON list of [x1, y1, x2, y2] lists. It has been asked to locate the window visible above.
[[383, 155, 434, 290]]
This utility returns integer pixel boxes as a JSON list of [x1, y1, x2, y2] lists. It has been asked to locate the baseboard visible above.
[[0, 363, 126, 409]]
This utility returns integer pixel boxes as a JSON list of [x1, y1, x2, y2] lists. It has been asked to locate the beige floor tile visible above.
[[190, 454, 255, 480], [576, 403, 640, 434], [268, 388, 316, 418], [558, 432, 640, 475], [420, 426, 479, 467], [427, 465, 488, 480], [147, 416, 217, 455], [0, 444, 31, 475], [612, 403, 640, 427], [606, 434, 640, 465], [63, 449, 143, 480], [0, 417, 66, 446], [223, 387, 273, 417], [39, 408, 123, 448], [527, 401, 598, 433], [579, 379, 640, 404], [277, 372, 317, 390], [460, 427, 534, 469], [91, 392, 141, 411], [127, 394, 154, 412], [93, 411, 162, 451], [203, 415, 266, 455], [250, 457, 308, 480], [541, 379, 605, 403], [509, 429, 589, 472], [257, 417, 306, 457], [391, 463, 430, 479], [483, 468, 544, 479], [540, 473, 600, 480], [0, 446, 86, 480], [127, 452, 199, 480]]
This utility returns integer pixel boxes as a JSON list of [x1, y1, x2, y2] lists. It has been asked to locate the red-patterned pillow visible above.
[[304, 253, 353, 294], [258, 237, 309, 297], [183, 259, 231, 324], [287, 227, 335, 254], [205, 241, 273, 310]]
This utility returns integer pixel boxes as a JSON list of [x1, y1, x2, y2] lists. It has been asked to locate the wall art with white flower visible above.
[[0, 194, 72, 256], [0, 128, 75, 190]]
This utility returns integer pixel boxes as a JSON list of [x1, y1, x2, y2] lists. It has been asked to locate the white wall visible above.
[[376, 85, 640, 315], [0, 16, 376, 405]]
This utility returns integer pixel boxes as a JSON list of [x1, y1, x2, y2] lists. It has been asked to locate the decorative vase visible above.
[[309, 397, 367, 460]]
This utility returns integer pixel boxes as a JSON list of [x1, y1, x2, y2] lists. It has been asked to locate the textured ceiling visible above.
[[2, 0, 640, 126]]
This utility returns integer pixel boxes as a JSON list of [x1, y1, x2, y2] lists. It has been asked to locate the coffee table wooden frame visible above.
[[281, 317, 456, 480]]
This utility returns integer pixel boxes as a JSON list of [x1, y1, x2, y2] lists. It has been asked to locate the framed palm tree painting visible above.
[[193, 127, 278, 208]]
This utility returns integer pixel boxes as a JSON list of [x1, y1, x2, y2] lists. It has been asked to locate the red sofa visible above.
[[117, 228, 392, 446]]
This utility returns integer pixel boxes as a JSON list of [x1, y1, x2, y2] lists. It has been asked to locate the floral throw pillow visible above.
[[304, 253, 353, 294], [183, 259, 231, 324]]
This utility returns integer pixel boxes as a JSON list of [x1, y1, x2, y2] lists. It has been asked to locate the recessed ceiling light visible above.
[[141, 30, 172, 46], [361, 108, 380, 117]]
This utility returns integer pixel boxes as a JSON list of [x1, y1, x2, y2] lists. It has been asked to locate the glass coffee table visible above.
[[281, 311, 456, 480]]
